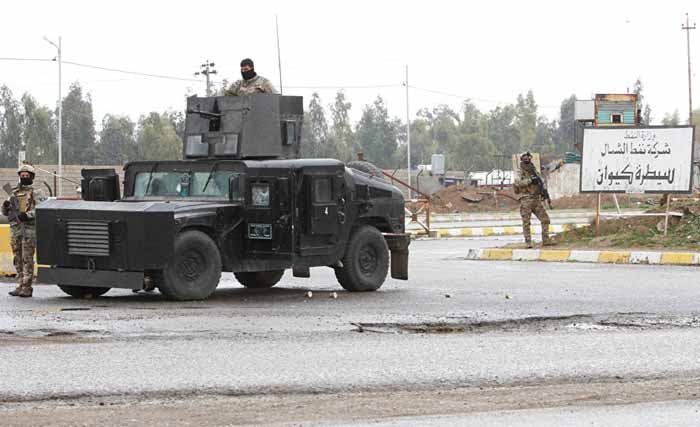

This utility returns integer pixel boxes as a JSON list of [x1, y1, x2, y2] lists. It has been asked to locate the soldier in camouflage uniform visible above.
[[2, 164, 47, 297], [225, 58, 278, 96], [513, 152, 554, 248]]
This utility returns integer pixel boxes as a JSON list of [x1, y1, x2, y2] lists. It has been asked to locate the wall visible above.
[[546, 163, 581, 199]]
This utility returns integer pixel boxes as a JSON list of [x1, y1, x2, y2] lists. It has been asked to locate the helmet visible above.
[[519, 151, 532, 160], [17, 164, 35, 176]]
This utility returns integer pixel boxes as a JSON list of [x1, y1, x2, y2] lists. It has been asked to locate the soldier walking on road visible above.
[[514, 152, 554, 248], [225, 58, 278, 96], [2, 165, 47, 297]]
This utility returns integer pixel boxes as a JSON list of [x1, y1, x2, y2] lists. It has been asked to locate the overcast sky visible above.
[[1, 0, 699, 128]]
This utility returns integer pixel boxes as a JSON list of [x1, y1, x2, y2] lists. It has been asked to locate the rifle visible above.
[[2, 183, 25, 234], [531, 175, 553, 209]]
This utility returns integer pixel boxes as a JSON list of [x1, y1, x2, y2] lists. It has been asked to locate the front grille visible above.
[[66, 220, 110, 256]]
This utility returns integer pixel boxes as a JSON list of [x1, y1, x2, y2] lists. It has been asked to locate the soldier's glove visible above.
[[17, 212, 29, 222], [2, 201, 9, 210], [530, 176, 541, 185]]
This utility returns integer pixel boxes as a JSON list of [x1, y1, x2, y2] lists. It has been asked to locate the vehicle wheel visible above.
[[159, 230, 222, 301], [347, 161, 386, 180], [335, 225, 389, 291], [57, 285, 111, 298], [235, 270, 285, 289]]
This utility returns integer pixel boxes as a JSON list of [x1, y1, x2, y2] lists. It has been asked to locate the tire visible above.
[[235, 270, 285, 289], [58, 285, 111, 298], [158, 230, 222, 301], [335, 225, 389, 292], [347, 161, 385, 180]]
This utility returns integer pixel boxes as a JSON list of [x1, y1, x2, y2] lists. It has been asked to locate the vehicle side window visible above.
[[251, 183, 270, 207], [314, 178, 332, 203]]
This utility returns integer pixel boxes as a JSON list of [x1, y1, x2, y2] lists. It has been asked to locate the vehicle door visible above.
[[244, 174, 293, 257], [297, 166, 346, 256]]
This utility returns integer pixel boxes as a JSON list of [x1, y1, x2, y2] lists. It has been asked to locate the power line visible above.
[[408, 85, 560, 110], [62, 60, 201, 83], [0, 57, 54, 62]]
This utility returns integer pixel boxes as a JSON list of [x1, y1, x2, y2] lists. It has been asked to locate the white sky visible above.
[[1, 0, 699, 128]]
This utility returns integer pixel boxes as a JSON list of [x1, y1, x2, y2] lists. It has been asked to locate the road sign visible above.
[[580, 126, 695, 194]]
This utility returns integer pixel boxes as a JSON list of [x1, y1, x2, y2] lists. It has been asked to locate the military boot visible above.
[[8, 289, 32, 297], [524, 239, 534, 249]]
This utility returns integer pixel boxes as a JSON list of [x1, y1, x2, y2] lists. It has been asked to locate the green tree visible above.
[[633, 78, 652, 125], [554, 94, 576, 155], [455, 100, 490, 172], [356, 96, 401, 168], [485, 104, 519, 160], [328, 91, 354, 161], [661, 110, 680, 126], [98, 114, 135, 164], [61, 82, 97, 164], [21, 94, 56, 164], [0, 85, 23, 167], [303, 92, 328, 158], [515, 90, 537, 151], [135, 113, 182, 161]]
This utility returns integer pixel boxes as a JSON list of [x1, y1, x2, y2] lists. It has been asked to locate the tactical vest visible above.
[[15, 187, 32, 213]]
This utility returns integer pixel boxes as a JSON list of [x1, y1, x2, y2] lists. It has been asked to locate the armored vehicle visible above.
[[36, 94, 409, 300]]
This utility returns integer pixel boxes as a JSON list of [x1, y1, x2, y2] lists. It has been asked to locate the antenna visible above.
[[275, 15, 284, 95]]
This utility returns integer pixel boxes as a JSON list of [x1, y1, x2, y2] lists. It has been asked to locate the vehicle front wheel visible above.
[[335, 225, 389, 291], [159, 230, 222, 301], [235, 270, 285, 289], [58, 285, 111, 298]]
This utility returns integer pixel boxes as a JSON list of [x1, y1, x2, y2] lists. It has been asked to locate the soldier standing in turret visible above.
[[513, 152, 554, 248], [2, 165, 47, 297], [225, 58, 278, 96]]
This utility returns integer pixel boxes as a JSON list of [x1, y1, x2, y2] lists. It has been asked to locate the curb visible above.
[[466, 248, 700, 266], [410, 223, 589, 238]]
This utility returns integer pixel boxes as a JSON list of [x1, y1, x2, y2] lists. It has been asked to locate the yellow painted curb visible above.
[[599, 251, 631, 264], [539, 250, 571, 262], [660, 252, 695, 265], [482, 249, 513, 260]]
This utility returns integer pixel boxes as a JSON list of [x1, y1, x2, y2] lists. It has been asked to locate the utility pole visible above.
[[404, 65, 411, 199], [683, 13, 696, 125], [195, 60, 217, 96], [44, 36, 62, 197]]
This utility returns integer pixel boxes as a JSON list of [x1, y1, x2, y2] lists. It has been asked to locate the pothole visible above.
[[351, 313, 700, 334]]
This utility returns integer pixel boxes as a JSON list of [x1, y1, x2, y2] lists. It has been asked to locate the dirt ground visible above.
[[423, 184, 661, 214], [531, 198, 700, 251], [2, 377, 699, 427]]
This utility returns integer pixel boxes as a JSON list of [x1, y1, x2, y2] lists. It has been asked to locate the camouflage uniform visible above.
[[513, 161, 551, 247], [225, 75, 277, 96], [2, 184, 46, 296]]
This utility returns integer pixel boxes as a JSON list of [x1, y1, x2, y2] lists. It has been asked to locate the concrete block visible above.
[[466, 249, 483, 260], [599, 251, 631, 264], [630, 252, 662, 264], [482, 249, 513, 260], [539, 250, 571, 262], [660, 252, 696, 265], [512, 249, 540, 261], [569, 250, 600, 263]]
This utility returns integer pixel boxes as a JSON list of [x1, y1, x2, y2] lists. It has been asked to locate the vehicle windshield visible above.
[[132, 170, 239, 199]]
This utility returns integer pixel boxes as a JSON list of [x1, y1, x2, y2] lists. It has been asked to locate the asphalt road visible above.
[[2, 236, 700, 426]]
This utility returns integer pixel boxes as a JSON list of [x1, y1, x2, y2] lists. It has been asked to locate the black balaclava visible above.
[[20, 176, 33, 186], [240, 58, 256, 81]]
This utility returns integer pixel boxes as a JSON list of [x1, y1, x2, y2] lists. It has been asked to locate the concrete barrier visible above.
[[466, 248, 700, 266]]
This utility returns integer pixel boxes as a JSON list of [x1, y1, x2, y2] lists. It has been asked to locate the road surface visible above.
[[1, 237, 699, 426]]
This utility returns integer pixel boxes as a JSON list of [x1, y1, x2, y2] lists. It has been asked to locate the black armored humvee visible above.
[[36, 94, 410, 300]]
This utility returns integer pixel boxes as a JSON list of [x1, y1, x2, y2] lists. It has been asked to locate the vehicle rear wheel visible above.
[[159, 230, 222, 301], [57, 285, 111, 298], [335, 225, 389, 291], [235, 270, 285, 289]]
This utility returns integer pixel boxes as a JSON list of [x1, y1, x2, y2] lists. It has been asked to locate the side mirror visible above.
[[229, 173, 246, 202]]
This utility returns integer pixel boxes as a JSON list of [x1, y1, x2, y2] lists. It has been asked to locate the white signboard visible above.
[[581, 126, 695, 193]]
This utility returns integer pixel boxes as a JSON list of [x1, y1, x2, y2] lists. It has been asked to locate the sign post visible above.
[[581, 126, 696, 236]]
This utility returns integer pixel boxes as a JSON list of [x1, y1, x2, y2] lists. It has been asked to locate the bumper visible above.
[[37, 267, 144, 289], [383, 233, 411, 280]]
